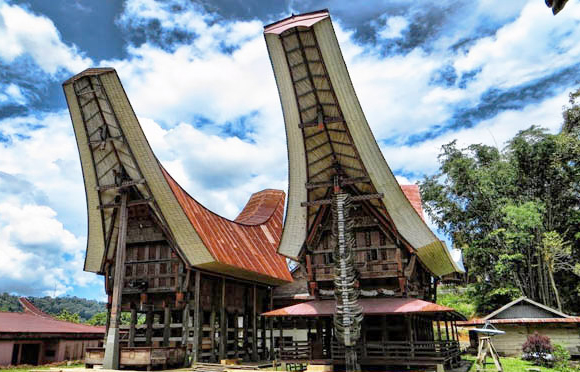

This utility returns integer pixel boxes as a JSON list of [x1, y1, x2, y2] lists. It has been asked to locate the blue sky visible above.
[[0, 0, 578, 300]]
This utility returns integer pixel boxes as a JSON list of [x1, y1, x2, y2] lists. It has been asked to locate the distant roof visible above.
[[458, 297, 577, 326], [0, 298, 104, 335], [263, 298, 466, 320], [19, 297, 52, 318], [400, 185, 424, 221], [458, 317, 580, 326], [0, 312, 104, 334], [484, 297, 570, 320]]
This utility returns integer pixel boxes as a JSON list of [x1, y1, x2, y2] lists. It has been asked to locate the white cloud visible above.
[[378, 16, 409, 39], [0, 111, 95, 295], [0, 202, 96, 296], [454, 1, 580, 93], [380, 89, 570, 176], [0, 0, 91, 74], [140, 118, 287, 219]]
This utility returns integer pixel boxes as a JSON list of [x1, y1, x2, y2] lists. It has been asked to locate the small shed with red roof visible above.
[[0, 298, 103, 366]]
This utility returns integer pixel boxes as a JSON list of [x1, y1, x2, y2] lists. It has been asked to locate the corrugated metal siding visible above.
[[493, 303, 562, 319], [163, 169, 293, 283]]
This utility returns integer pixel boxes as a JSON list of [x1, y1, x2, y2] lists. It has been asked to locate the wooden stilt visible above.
[[234, 310, 240, 359], [192, 271, 201, 363], [103, 192, 128, 370], [219, 278, 226, 360], [163, 305, 171, 347], [252, 285, 258, 361], [128, 308, 137, 347], [210, 305, 217, 362], [145, 309, 153, 345], [269, 289, 274, 360]]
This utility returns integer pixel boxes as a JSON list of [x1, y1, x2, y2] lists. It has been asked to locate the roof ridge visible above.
[[18, 297, 53, 318]]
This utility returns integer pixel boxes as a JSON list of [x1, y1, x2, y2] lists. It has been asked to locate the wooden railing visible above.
[[279, 340, 460, 365], [279, 340, 311, 360], [364, 340, 460, 363]]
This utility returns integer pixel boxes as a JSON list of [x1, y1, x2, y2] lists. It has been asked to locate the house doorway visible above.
[[20, 344, 40, 365]]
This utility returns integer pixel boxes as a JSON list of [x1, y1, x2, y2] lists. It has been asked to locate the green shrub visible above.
[[553, 344, 572, 371]]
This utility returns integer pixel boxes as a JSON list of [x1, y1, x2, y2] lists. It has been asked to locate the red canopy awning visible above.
[[263, 298, 466, 320]]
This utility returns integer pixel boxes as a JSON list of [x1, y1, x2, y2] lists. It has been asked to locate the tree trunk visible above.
[[548, 269, 562, 312]]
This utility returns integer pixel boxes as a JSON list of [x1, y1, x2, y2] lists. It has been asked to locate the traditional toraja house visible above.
[[63, 68, 293, 369], [0, 298, 103, 366], [459, 297, 580, 357], [262, 10, 466, 371]]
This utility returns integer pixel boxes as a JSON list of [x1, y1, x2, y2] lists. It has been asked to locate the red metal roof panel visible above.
[[162, 168, 293, 283], [0, 312, 105, 334], [400, 185, 425, 221], [458, 317, 580, 326], [264, 9, 329, 34], [263, 298, 465, 320]]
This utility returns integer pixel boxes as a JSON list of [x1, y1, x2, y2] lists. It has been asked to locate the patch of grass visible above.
[[0, 363, 84, 372], [463, 354, 565, 372]]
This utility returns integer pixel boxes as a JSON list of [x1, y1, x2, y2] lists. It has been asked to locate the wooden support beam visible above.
[[163, 306, 171, 347], [301, 193, 384, 207], [128, 308, 137, 347], [210, 306, 217, 362], [252, 285, 258, 361], [192, 271, 201, 363], [234, 310, 239, 359], [145, 309, 153, 345], [269, 288, 274, 360], [98, 198, 153, 210], [96, 178, 145, 191], [305, 177, 370, 189], [181, 302, 190, 351], [436, 320, 442, 341], [103, 192, 128, 369], [278, 318, 284, 357], [445, 320, 450, 341], [219, 278, 226, 360]]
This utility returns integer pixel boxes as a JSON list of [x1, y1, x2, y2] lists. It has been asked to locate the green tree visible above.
[[420, 89, 580, 314], [55, 309, 81, 323]]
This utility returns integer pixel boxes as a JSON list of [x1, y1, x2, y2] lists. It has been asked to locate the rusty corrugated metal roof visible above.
[[400, 185, 424, 221], [235, 189, 285, 225], [19, 297, 52, 318], [262, 298, 465, 320], [162, 168, 293, 283], [0, 312, 105, 334], [458, 317, 580, 326]]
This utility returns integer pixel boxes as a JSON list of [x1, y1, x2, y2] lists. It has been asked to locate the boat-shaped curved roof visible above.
[[63, 68, 292, 285], [264, 10, 463, 277]]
